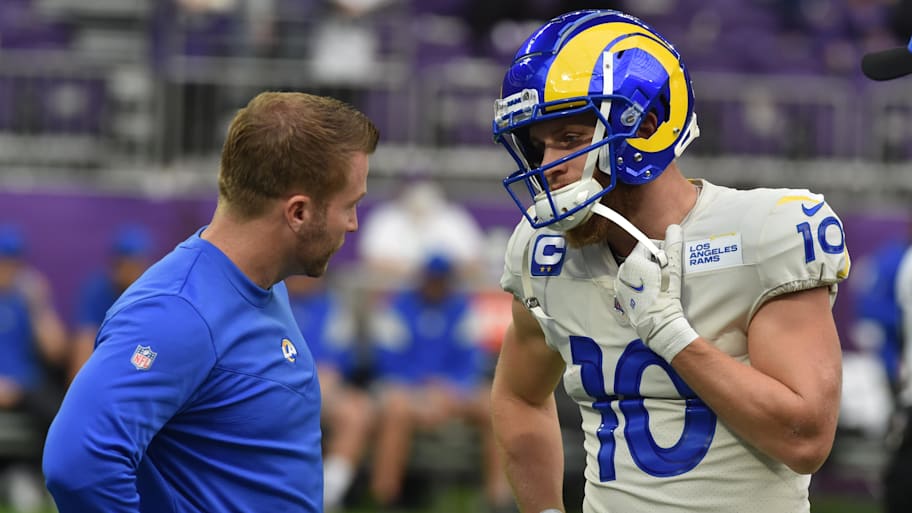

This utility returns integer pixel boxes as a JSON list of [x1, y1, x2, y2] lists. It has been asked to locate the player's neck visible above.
[[202, 205, 286, 290], [606, 163, 698, 256]]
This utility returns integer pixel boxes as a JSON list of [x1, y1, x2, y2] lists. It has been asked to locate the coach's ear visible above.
[[637, 112, 659, 139], [284, 193, 315, 233]]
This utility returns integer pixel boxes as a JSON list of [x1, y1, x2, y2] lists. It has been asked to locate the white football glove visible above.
[[614, 224, 698, 363]]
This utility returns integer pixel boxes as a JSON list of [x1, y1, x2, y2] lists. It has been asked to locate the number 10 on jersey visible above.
[[569, 336, 717, 481]]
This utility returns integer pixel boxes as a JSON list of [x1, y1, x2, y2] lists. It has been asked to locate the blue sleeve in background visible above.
[[443, 341, 483, 390], [43, 295, 216, 513], [0, 290, 40, 390], [439, 298, 484, 390], [371, 295, 420, 384], [373, 337, 417, 384], [328, 341, 356, 379], [854, 242, 908, 384], [294, 292, 358, 379]]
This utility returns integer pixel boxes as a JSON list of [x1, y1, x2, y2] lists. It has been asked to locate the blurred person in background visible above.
[[490, 9, 849, 513], [286, 274, 375, 512], [368, 253, 511, 511], [849, 234, 910, 389], [357, 178, 486, 287], [836, 236, 907, 442], [42, 92, 379, 513], [307, 0, 394, 105], [861, 29, 912, 513], [0, 224, 67, 512], [69, 224, 153, 382], [884, 244, 912, 513]]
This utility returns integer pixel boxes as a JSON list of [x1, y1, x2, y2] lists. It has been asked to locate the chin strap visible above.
[[593, 203, 671, 291], [591, 203, 666, 267], [674, 112, 700, 158]]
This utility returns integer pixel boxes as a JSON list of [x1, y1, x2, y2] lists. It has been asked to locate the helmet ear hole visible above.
[[637, 111, 660, 139], [657, 92, 670, 123]]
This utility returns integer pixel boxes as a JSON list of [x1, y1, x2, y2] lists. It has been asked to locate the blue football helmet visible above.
[[493, 10, 700, 232]]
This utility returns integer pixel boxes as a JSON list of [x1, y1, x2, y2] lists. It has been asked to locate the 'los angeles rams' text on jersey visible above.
[[501, 180, 850, 513]]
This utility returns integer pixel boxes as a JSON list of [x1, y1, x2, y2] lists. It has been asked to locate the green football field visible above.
[[1, 488, 883, 513]]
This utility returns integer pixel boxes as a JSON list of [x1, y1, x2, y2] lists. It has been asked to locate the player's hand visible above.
[[614, 224, 698, 363]]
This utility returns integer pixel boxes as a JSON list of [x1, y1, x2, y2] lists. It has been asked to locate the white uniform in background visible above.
[[501, 179, 850, 513]]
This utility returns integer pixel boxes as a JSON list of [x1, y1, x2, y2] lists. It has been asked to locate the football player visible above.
[[489, 10, 850, 513]]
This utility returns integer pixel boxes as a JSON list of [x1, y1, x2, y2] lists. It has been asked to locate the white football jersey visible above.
[[500, 180, 850, 513]]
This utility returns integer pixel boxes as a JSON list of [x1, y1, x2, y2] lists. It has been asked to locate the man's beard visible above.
[[302, 232, 340, 278], [565, 211, 613, 248], [563, 178, 643, 249], [302, 245, 334, 278], [564, 178, 624, 248], [295, 209, 337, 278]]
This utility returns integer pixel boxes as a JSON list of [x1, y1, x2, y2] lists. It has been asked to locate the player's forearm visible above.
[[491, 393, 565, 513], [672, 338, 837, 474]]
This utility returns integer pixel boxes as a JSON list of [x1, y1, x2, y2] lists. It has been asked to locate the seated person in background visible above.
[[0, 224, 67, 512], [286, 275, 375, 512], [69, 225, 152, 382], [357, 179, 486, 286], [368, 254, 511, 510], [0, 224, 68, 416]]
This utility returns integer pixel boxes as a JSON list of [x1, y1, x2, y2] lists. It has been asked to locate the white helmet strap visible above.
[[586, 51, 615, 178], [590, 203, 667, 267], [583, 51, 666, 266], [674, 112, 700, 158]]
